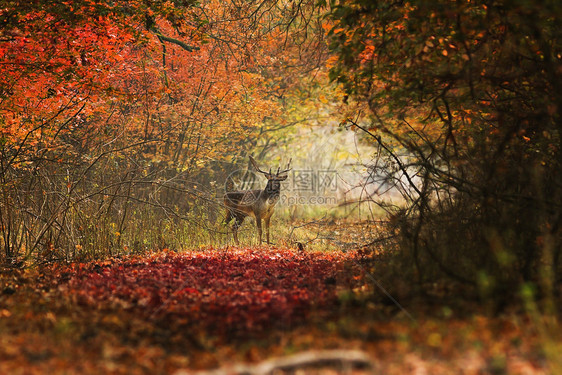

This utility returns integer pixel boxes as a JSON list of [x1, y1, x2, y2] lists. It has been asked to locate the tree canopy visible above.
[[326, 0, 562, 295]]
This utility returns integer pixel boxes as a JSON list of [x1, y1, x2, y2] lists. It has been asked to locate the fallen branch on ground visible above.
[[177, 350, 375, 375]]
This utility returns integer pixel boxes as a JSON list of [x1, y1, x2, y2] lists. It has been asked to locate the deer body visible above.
[[224, 157, 290, 245]]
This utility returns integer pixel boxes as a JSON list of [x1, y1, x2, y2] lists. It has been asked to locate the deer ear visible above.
[[277, 174, 288, 181]]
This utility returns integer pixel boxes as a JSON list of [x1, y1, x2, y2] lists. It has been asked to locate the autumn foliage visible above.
[[0, 247, 362, 373], [64, 248, 353, 336], [327, 0, 562, 298], [1, 0, 561, 373], [0, 247, 556, 374], [0, 0, 323, 261]]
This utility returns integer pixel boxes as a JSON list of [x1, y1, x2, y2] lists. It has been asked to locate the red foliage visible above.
[[62, 248, 356, 337]]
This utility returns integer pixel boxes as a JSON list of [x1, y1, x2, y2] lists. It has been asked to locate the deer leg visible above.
[[232, 221, 240, 245], [224, 210, 232, 225], [225, 210, 238, 245], [256, 217, 262, 245], [232, 214, 244, 246], [265, 217, 271, 245]]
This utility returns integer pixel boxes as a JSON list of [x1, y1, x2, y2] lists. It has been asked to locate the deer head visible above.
[[249, 156, 292, 198]]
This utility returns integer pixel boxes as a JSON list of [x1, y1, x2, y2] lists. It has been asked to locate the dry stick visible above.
[[338, 119, 418, 321], [287, 215, 327, 248], [25, 138, 161, 260], [346, 119, 422, 199], [365, 116, 478, 285], [6, 92, 83, 169], [18, 102, 89, 259], [82, 191, 231, 236], [181, 349, 376, 375]]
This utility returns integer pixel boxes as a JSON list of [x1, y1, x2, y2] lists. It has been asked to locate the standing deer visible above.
[[224, 156, 291, 245]]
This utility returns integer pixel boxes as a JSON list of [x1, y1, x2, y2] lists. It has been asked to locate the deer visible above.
[[224, 156, 291, 245]]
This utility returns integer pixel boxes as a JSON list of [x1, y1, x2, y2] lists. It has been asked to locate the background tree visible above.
[[326, 0, 562, 300], [0, 0, 328, 262]]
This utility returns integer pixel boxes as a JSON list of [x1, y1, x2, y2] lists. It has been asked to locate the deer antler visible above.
[[249, 156, 270, 176], [250, 156, 292, 177], [277, 158, 292, 176]]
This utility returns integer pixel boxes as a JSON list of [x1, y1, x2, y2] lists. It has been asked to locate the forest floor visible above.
[[0, 246, 560, 374]]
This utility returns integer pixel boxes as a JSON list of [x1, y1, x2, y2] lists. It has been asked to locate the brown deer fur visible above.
[[224, 157, 291, 245]]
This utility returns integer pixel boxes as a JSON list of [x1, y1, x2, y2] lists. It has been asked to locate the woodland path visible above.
[[0, 248, 551, 374]]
